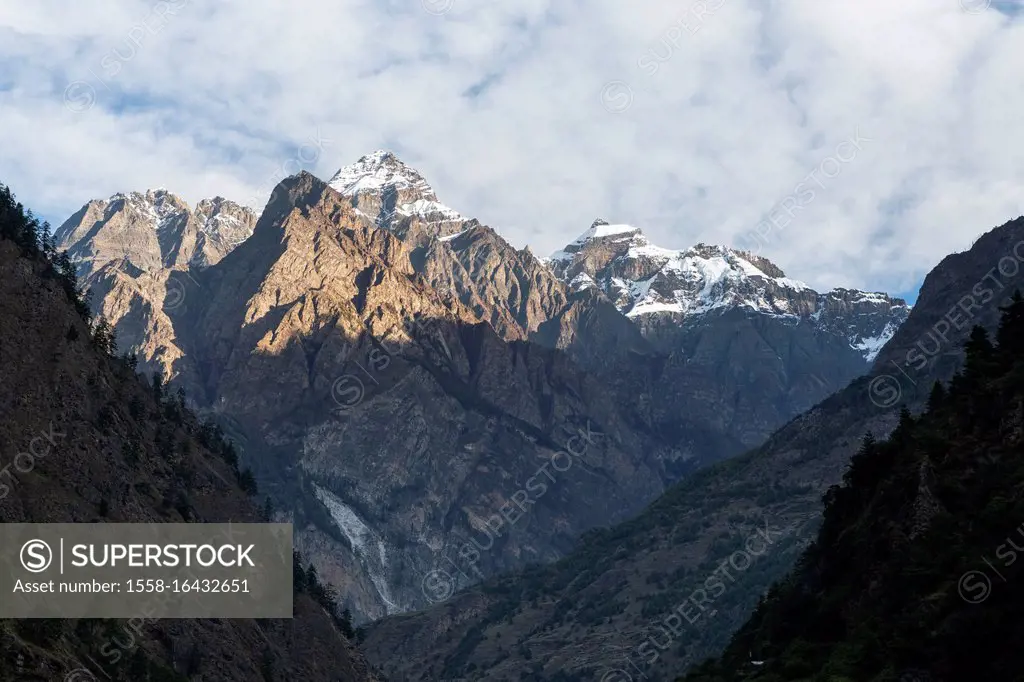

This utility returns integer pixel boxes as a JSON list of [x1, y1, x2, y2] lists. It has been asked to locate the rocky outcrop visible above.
[[55, 189, 256, 277], [52, 190, 257, 383]]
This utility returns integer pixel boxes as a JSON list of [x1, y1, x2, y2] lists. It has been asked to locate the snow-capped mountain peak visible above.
[[328, 150, 439, 200], [547, 221, 909, 361], [107, 188, 187, 225], [327, 150, 466, 238], [581, 218, 643, 241]]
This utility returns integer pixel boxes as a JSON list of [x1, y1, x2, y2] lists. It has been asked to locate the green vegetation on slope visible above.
[[682, 297, 1024, 681]]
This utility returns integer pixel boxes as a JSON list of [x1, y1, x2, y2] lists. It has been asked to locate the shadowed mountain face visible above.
[[358, 216, 1024, 681], [0, 185, 379, 682], [54, 152, 909, 625]]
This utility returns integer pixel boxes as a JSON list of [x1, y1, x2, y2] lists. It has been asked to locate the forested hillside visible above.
[[682, 299, 1024, 681]]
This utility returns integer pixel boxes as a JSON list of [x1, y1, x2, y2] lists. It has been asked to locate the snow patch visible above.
[[590, 223, 640, 239], [397, 198, 463, 222], [313, 484, 401, 615], [551, 226, 840, 324], [853, 320, 900, 362], [439, 227, 472, 242], [569, 271, 597, 290]]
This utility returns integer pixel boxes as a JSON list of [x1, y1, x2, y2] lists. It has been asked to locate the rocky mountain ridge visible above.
[[51, 151, 912, 626], [547, 218, 909, 360], [55, 189, 256, 277]]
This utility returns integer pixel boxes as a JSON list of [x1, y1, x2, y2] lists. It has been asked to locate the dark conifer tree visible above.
[[996, 290, 1024, 364], [926, 380, 946, 413]]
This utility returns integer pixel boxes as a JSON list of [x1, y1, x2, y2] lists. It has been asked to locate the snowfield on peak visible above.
[[548, 220, 641, 263], [328, 150, 434, 197], [852, 319, 902, 362], [549, 223, 813, 317], [585, 222, 641, 240], [328, 150, 464, 226], [547, 221, 910, 361]]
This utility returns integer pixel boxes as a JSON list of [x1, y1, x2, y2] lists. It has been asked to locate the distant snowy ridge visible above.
[[547, 220, 910, 361]]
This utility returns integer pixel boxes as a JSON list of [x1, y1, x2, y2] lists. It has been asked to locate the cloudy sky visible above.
[[1, 0, 1022, 301]]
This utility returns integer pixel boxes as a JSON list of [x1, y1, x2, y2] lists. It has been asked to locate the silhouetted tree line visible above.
[[0, 183, 90, 319]]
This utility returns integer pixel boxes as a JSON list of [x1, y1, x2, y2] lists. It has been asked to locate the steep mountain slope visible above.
[[55, 151, 910, 626], [0, 184, 377, 682], [53, 190, 257, 382], [547, 221, 910, 446], [684, 300, 1024, 682], [361, 215, 1024, 681], [131, 171, 702, 622]]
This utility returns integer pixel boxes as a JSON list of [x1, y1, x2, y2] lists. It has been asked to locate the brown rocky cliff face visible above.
[[416, 226, 566, 343], [52, 189, 257, 384], [113, 172, 689, 623], [55, 189, 256, 277]]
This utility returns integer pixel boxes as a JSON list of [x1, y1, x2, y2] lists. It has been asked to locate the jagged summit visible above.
[[54, 188, 257, 275], [328, 150, 438, 200], [105, 188, 187, 217], [548, 222, 804, 298], [547, 220, 909, 360], [327, 150, 465, 238], [64, 189, 251, 228], [546, 221, 643, 265]]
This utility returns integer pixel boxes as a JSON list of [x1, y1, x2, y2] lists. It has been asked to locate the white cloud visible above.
[[1, 0, 1022, 297]]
